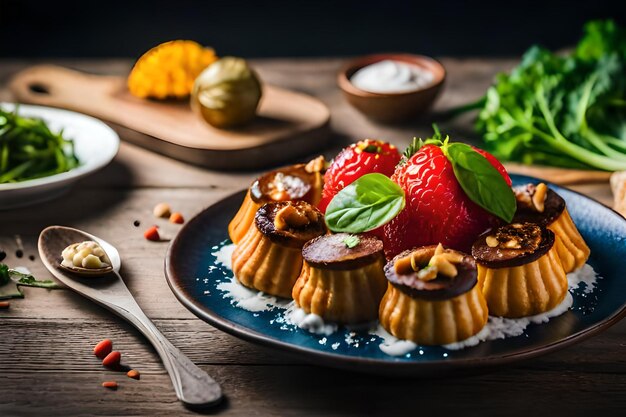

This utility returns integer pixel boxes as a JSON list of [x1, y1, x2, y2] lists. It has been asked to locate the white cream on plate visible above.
[[283, 303, 338, 336], [441, 265, 599, 352], [350, 60, 434, 93], [442, 292, 574, 351]]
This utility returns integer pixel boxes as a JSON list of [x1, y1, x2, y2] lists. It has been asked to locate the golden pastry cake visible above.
[[228, 157, 324, 244], [514, 182, 589, 272], [379, 244, 488, 345], [292, 233, 387, 324], [472, 222, 567, 318], [231, 201, 326, 298]]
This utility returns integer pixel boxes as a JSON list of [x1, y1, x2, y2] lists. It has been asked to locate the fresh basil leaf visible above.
[[343, 235, 360, 249], [325, 173, 405, 233], [443, 143, 516, 223]]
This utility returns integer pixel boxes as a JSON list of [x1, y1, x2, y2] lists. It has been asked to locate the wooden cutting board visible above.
[[503, 163, 612, 186], [9, 65, 331, 170]]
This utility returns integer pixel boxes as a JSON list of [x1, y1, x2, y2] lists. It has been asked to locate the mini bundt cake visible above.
[[379, 244, 488, 346], [514, 182, 589, 272], [231, 200, 327, 298], [228, 156, 325, 244], [292, 233, 387, 324], [472, 222, 568, 318]]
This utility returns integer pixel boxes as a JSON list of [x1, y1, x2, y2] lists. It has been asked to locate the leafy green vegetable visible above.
[[575, 20, 626, 62], [0, 263, 23, 300], [342, 235, 360, 249], [0, 263, 10, 286], [325, 173, 405, 233], [0, 263, 62, 299], [0, 107, 80, 183], [10, 269, 62, 289], [452, 20, 626, 171], [442, 142, 516, 222]]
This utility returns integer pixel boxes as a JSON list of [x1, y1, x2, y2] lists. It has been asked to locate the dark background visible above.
[[0, 0, 625, 58]]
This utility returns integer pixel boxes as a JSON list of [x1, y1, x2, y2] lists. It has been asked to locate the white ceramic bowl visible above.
[[0, 103, 119, 209]]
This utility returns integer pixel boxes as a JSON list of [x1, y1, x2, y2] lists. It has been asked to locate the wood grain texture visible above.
[[0, 58, 622, 416], [8, 65, 331, 170]]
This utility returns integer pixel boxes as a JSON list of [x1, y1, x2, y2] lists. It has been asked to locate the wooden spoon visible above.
[[38, 225, 222, 408]]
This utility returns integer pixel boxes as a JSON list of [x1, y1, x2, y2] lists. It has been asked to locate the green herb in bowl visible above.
[[0, 107, 80, 183]]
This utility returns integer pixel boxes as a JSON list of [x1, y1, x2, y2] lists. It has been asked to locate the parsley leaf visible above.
[[343, 235, 361, 249], [451, 19, 626, 171]]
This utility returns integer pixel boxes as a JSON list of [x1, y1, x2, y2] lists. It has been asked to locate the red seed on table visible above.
[[94, 339, 113, 359], [0, 301, 10, 309], [169, 212, 184, 224], [127, 369, 140, 380], [143, 226, 160, 241], [102, 351, 121, 368], [102, 381, 118, 390]]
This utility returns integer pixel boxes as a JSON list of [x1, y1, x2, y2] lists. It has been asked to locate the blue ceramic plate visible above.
[[165, 175, 626, 375]]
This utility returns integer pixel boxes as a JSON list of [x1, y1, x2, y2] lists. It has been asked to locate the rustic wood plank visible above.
[[1, 364, 625, 417], [0, 318, 295, 368], [1, 317, 625, 371]]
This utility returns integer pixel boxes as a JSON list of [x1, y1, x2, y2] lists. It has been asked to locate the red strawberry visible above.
[[382, 144, 511, 258], [319, 139, 401, 213]]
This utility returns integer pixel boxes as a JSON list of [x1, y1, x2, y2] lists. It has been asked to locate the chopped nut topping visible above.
[[395, 250, 431, 275], [503, 239, 522, 249], [394, 243, 462, 279], [428, 244, 462, 278], [417, 266, 438, 281], [305, 156, 326, 174], [269, 189, 290, 201], [487, 223, 542, 251], [263, 172, 311, 202], [486, 235, 499, 247], [515, 188, 533, 208], [394, 255, 411, 275], [532, 183, 548, 212], [274, 204, 316, 231], [515, 182, 549, 213]]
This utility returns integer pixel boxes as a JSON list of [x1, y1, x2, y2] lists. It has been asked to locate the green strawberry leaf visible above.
[[325, 173, 405, 233], [442, 142, 516, 222], [400, 124, 446, 165]]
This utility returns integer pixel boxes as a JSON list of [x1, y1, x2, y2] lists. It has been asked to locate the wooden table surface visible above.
[[0, 58, 623, 417]]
